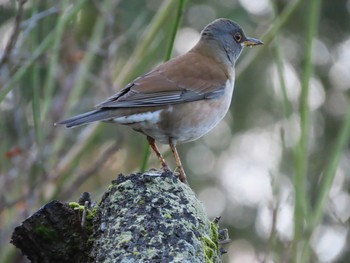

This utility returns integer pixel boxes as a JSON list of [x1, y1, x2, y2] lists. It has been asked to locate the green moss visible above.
[[86, 205, 98, 221], [133, 251, 139, 256], [69, 201, 84, 211], [69, 201, 99, 220], [68, 201, 99, 235], [210, 221, 219, 248], [163, 213, 172, 219], [200, 220, 220, 263], [34, 225, 57, 241], [107, 184, 114, 191]]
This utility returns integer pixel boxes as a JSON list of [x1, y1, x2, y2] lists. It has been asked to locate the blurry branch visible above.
[[1, 152, 45, 211], [0, 31, 53, 102], [293, 0, 322, 262], [0, 0, 87, 103], [1, 131, 118, 212], [21, 6, 59, 31], [52, 123, 102, 181], [265, 201, 280, 262], [272, 43, 292, 117], [236, 0, 303, 78], [1, 174, 45, 212], [0, 0, 27, 68], [58, 142, 120, 199], [140, 0, 187, 172], [0, 189, 32, 211], [269, 0, 293, 116]]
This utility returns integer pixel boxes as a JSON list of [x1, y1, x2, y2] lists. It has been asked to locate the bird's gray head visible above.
[[200, 18, 263, 66]]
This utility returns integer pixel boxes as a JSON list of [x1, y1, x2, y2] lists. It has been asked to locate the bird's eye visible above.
[[234, 33, 242, 42]]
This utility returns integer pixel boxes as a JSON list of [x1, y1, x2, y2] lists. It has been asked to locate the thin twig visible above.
[[81, 200, 89, 227], [0, 0, 27, 68], [21, 6, 59, 29]]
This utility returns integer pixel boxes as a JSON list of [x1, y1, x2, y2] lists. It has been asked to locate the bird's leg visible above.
[[147, 136, 169, 171], [169, 139, 187, 183]]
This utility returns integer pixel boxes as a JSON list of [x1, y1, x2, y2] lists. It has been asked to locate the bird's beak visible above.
[[242, 37, 263, 47]]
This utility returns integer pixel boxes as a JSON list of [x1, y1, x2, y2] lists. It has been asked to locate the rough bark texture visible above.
[[11, 200, 89, 263], [12, 170, 226, 263]]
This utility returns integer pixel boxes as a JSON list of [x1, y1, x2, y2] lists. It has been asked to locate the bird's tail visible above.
[[55, 110, 112, 128]]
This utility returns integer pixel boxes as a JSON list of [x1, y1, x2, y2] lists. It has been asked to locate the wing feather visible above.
[[96, 51, 229, 109]]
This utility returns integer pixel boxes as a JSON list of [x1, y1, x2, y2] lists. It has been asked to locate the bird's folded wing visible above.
[[96, 52, 229, 109]]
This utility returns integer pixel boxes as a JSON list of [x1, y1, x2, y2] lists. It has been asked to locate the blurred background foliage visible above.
[[1, 0, 350, 262]]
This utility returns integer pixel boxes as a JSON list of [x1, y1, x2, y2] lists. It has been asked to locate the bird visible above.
[[56, 18, 263, 183]]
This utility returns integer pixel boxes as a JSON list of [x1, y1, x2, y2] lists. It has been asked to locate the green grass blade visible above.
[[293, 0, 322, 261]]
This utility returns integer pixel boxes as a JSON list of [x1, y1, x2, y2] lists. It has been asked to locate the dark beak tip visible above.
[[244, 38, 264, 47]]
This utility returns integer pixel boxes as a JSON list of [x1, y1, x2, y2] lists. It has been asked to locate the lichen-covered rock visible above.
[[89, 170, 220, 263]]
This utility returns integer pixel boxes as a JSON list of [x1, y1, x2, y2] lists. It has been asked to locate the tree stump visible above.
[[11, 170, 229, 262]]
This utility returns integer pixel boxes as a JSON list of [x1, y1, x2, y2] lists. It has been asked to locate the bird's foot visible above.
[[162, 164, 171, 173], [174, 166, 188, 184]]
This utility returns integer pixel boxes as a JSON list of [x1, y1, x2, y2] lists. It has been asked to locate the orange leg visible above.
[[169, 139, 187, 183], [147, 136, 169, 171]]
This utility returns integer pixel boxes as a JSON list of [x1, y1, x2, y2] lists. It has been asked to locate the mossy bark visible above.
[[12, 170, 224, 262], [11, 200, 89, 263]]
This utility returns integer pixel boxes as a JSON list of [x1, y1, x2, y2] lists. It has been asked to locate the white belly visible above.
[[114, 79, 235, 145]]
